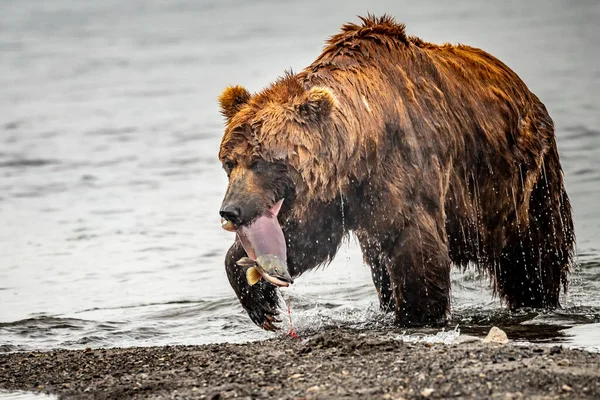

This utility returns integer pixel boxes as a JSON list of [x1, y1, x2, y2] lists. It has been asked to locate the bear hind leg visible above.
[[494, 152, 574, 309]]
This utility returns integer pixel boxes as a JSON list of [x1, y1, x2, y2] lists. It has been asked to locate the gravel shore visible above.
[[1, 328, 599, 399]]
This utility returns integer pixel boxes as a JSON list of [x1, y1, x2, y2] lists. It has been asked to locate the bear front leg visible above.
[[355, 229, 394, 313], [386, 213, 452, 326], [225, 240, 281, 331]]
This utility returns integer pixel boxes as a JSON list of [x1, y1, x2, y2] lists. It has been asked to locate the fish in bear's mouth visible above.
[[220, 199, 290, 287]]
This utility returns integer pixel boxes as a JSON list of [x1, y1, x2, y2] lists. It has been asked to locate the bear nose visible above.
[[220, 204, 242, 225]]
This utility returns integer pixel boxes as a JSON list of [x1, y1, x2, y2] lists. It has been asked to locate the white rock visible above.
[[483, 326, 509, 344]]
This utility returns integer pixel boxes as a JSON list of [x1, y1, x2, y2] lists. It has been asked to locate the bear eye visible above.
[[223, 161, 235, 175]]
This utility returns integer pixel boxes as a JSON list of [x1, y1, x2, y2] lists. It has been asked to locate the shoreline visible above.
[[1, 328, 599, 399]]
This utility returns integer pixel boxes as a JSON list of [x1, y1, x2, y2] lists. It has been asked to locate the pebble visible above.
[[421, 388, 435, 397], [549, 346, 563, 355], [306, 385, 320, 393], [556, 359, 571, 367], [483, 327, 509, 344]]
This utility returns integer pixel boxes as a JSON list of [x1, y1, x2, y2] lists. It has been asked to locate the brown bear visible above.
[[217, 15, 575, 330]]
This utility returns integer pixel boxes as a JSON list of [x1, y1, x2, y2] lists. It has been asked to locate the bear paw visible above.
[[247, 306, 281, 331], [243, 289, 282, 331]]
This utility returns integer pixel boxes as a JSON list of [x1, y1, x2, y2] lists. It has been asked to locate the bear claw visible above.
[[262, 316, 281, 331]]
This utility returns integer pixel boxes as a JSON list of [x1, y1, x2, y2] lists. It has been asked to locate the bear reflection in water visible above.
[[217, 15, 575, 331]]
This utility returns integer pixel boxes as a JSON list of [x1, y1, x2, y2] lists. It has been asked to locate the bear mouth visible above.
[[229, 199, 288, 272]]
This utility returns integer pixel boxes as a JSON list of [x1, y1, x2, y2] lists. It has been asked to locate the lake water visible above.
[[1, 0, 599, 353]]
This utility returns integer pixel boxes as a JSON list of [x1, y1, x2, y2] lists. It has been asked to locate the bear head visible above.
[[217, 74, 342, 229]]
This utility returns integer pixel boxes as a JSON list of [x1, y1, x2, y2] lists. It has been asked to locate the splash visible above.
[[395, 325, 461, 345]]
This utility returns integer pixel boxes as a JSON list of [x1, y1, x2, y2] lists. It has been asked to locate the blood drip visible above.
[[286, 296, 301, 342]]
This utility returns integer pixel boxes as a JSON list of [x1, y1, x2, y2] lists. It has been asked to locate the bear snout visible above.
[[219, 204, 242, 226]]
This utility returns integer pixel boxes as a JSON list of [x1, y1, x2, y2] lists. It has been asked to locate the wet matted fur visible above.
[[217, 15, 574, 329]]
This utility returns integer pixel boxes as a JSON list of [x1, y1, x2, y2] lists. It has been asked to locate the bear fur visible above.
[[217, 15, 575, 329]]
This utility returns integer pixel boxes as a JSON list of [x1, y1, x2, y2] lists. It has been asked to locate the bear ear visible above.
[[218, 85, 251, 120], [294, 86, 336, 122]]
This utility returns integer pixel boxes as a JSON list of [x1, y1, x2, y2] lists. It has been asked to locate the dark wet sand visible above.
[[1, 328, 599, 399]]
